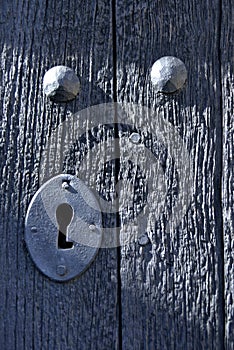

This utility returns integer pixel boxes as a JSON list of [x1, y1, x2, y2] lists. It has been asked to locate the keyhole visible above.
[[56, 203, 74, 249]]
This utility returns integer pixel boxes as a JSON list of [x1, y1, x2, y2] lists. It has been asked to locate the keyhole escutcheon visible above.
[[56, 203, 74, 249]]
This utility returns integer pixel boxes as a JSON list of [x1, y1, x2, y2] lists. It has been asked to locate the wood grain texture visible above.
[[0, 1, 119, 349], [0, 0, 232, 349], [221, 0, 234, 347], [116, 0, 225, 348]]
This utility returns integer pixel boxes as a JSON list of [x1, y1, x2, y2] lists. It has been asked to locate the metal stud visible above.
[[43, 66, 80, 103], [129, 132, 141, 144], [151, 56, 187, 94], [138, 233, 150, 246], [56, 265, 67, 276]]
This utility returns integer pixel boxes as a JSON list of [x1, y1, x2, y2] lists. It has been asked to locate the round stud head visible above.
[[43, 66, 80, 102], [56, 265, 67, 276], [129, 132, 141, 144], [151, 56, 187, 94], [138, 233, 150, 246]]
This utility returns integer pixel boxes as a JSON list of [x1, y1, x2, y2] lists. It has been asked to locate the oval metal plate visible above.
[[25, 174, 102, 281]]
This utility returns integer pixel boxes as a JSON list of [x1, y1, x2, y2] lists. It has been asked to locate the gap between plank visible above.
[[216, 0, 225, 347], [112, 0, 123, 349]]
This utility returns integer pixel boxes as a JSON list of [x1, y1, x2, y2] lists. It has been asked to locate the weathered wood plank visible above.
[[116, 0, 224, 348], [0, 1, 119, 349], [221, 0, 234, 347]]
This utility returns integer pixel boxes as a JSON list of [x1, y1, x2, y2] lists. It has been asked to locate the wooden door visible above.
[[0, 0, 233, 349]]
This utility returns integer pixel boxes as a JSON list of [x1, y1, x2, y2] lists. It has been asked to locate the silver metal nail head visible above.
[[138, 233, 150, 246], [43, 66, 80, 103], [129, 132, 141, 144], [150, 56, 187, 94]]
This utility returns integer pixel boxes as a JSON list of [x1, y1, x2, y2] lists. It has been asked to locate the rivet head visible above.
[[31, 226, 37, 233], [151, 56, 187, 94], [62, 182, 70, 190], [138, 233, 150, 246], [129, 132, 141, 144], [56, 265, 67, 276], [89, 224, 96, 232], [43, 66, 80, 102]]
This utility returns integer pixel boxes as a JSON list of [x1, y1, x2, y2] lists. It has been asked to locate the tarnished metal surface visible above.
[[25, 174, 102, 282], [150, 56, 187, 93], [43, 66, 80, 102]]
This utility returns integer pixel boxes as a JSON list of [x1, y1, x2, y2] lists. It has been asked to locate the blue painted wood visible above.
[[0, 1, 119, 349], [0, 0, 233, 349], [116, 0, 228, 348], [221, 0, 234, 348]]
